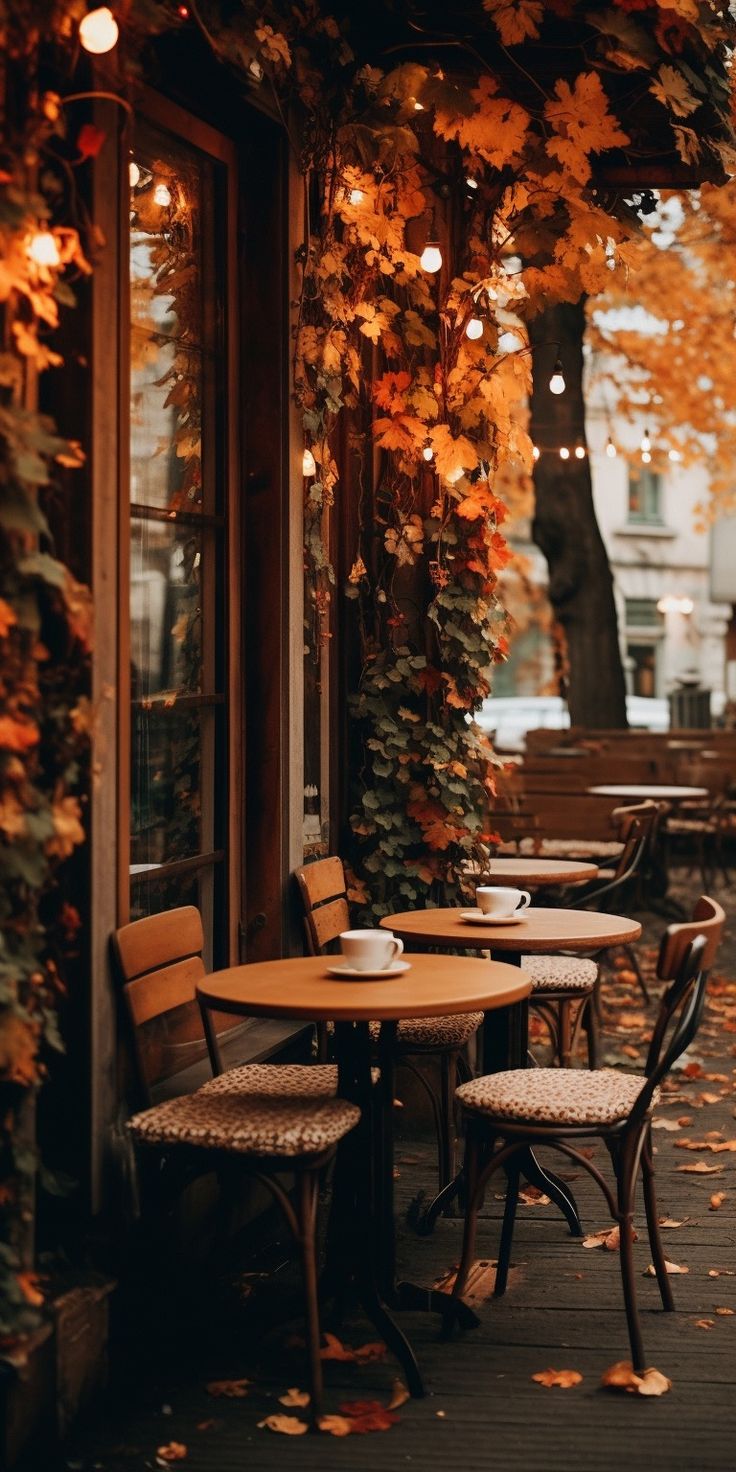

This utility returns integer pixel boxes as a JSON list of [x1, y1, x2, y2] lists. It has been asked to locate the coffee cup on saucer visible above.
[[339, 929, 404, 972], [475, 886, 531, 918]]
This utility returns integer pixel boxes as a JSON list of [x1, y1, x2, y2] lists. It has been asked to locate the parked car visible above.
[[474, 694, 671, 751]]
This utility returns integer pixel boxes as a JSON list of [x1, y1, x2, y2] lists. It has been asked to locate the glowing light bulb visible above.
[[642, 450, 652, 465], [413, 100, 424, 111], [153, 182, 172, 207], [129, 160, 140, 188], [466, 177, 478, 191], [27, 230, 60, 267], [606, 437, 617, 458], [177, 3, 189, 16], [549, 358, 566, 395], [422, 443, 434, 462], [445, 466, 464, 484], [349, 188, 364, 205], [78, 6, 119, 54], [559, 447, 570, 460], [641, 428, 651, 453], [668, 448, 681, 462], [466, 316, 483, 341], [302, 447, 316, 477], [532, 445, 540, 461], [574, 444, 586, 460], [420, 241, 442, 274], [679, 597, 694, 615]]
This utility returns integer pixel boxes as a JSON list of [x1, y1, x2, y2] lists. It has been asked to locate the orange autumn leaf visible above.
[[544, 72, 630, 184], [601, 1362, 671, 1397], [532, 1368, 582, 1389], [317, 1415, 354, 1437], [278, 1387, 310, 1407], [0, 716, 39, 753], [372, 370, 411, 413], [483, 0, 543, 47], [429, 424, 478, 481], [644, 1260, 688, 1276], [337, 1399, 400, 1432], [156, 1444, 187, 1462], [0, 599, 17, 638], [257, 1414, 309, 1435], [17, 1272, 44, 1307], [676, 1162, 723, 1174]]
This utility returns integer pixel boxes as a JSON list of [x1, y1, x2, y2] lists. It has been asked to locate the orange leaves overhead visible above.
[[544, 73, 630, 184], [483, 0, 543, 46]]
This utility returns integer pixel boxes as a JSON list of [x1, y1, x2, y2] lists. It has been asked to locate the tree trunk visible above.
[[529, 299, 628, 728]]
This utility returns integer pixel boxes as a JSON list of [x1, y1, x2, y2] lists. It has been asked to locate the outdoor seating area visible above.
[[4, 4, 736, 1471]]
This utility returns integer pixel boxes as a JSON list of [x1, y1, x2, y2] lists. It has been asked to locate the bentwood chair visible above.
[[295, 857, 483, 1194], [112, 906, 361, 1422], [445, 896, 725, 1372]]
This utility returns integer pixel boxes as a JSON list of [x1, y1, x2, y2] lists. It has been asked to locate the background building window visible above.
[[624, 597, 661, 628], [627, 468, 663, 524]]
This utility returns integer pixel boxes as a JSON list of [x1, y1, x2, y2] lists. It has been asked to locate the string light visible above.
[[606, 436, 617, 458], [668, 448, 682, 462], [78, 6, 119, 53], [559, 446, 570, 460], [549, 357, 566, 395], [532, 445, 540, 461], [153, 182, 172, 207], [466, 177, 478, 191], [658, 595, 693, 615], [129, 160, 140, 188], [422, 443, 434, 462], [641, 428, 652, 453], [27, 230, 60, 267], [420, 212, 442, 274], [302, 447, 316, 477], [413, 101, 424, 111], [574, 444, 586, 459], [642, 450, 652, 465], [465, 316, 484, 340], [349, 188, 364, 205]]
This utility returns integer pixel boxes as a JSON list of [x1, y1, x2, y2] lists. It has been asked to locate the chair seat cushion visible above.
[[200, 1062, 341, 1098], [457, 1067, 657, 1126], [128, 1088, 360, 1158], [667, 817, 715, 834], [524, 955, 598, 993], [326, 1013, 483, 1049]]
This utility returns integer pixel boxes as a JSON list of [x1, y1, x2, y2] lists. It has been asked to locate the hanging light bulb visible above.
[[349, 188, 364, 205], [641, 427, 652, 453], [302, 447, 317, 477], [641, 450, 652, 464], [574, 444, 586, 460], [153, 182, 172, 207], [606, 436, 617, 458], [27, 230, 60, 267], [668, 448, 681, 462], [549, 357, 566, 395], [420, 214, 442, 274], [466, 177, 478, 191], [532, 445, 540, 461], [422, 443, 434, 463], [465, 316, 484, 341], [78, 6, 119, 53], [129, 159, 140, 188], [559, 446, 570, 460], [413, 100, 425, 112]]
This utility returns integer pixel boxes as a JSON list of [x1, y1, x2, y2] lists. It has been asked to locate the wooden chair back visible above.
[[112, 906, 233, 1102], [295, 857, 350, 954], [656, 895, 726, 981]]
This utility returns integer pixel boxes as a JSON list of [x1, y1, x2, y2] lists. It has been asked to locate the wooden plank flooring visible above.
[[56, 878, 736, 1472]]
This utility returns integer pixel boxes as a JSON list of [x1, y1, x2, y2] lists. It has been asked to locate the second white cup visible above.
[[475, 886, 531, 918]]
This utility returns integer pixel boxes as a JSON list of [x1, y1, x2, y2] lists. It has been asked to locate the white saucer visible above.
[[460, 910, 526, 926], [326, 959, 412, 980]]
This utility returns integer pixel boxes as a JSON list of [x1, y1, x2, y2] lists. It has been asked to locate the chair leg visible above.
[[296, 1169, 324, 1427], [614, 1142, 646, 1373], [495, 1158, 520, 1297], [439, 1051, 456, 1193], [444, 1135, 482, 1331], [558, 1000, 573, 1069], [623, 943, 650, 1006], [582, 996, 599, 1069], [641, 1132, 674, 1312]]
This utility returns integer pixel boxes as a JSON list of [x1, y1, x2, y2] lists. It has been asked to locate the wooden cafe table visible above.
[[197, 953, 530, 1397], [471, 855, 599, 887], [381, 906, 642, 1233]]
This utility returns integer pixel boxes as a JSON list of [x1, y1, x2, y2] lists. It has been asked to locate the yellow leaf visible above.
[[544, 73, 630, 184], [429, 424, 478, 480]]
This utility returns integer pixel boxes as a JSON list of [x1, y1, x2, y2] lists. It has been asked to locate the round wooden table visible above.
[[588, 783, 708, 803], [470, 856, 599, 887], [197, 954, 531, 1395], [383, 905, 642, 960]]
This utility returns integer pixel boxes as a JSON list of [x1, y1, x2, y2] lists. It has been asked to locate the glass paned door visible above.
[[128, 114, 231, 962]]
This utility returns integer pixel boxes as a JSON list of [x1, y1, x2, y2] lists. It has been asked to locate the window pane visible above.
[[625, 598, 661, 627], [131, 516, 203, 698], [131, 706, 215, 867], [130, 339, 203, 513], [130, 864, 216, 971]]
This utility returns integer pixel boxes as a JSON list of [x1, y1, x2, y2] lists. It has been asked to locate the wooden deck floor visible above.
[[57, 878, 736, 1472]]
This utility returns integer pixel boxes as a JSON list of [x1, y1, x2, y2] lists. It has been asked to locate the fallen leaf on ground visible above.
[[258, 1414, 309, 1435], [338, 1399, 400, 1432], [387, 1379, 410, 1410], [715, 1307, 735, 1315], [709, 1269, 735, 1277], [582, 1226, 634, 1251], [658, 1217, 686, 1228], [532, 1368, 583, 1388], [652, 1118, 681, 1132], [600, 1361, 671, 1396], [319, 1332, 386, 1364], [519, 1186, 551, 1206], [279, 1388, 310, 1408], [318, 1415, 353, 1436], [709, 1192, 727, 1211], [206, 1378, 250, 1398], [156, 1445, 187, 1463], [676, 1162, 723, 1174], [694, 1319, 716, 1330], [677, 1116, 694, 1127], [644, 1260, 689, 1276]]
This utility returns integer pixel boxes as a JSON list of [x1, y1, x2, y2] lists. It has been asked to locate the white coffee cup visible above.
[[475, 886, 531, 918], [339, 928, 404, 972]]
